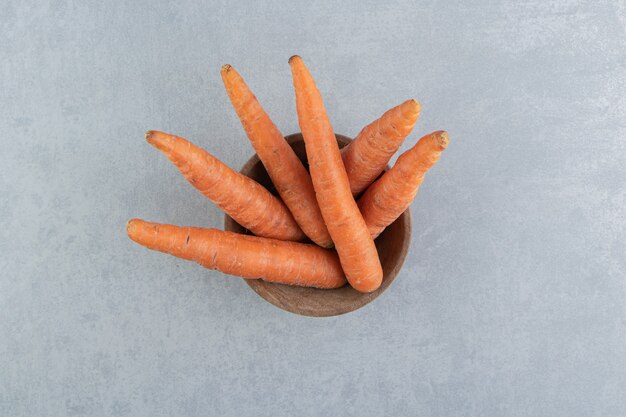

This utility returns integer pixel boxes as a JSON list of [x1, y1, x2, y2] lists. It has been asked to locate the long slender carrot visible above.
[[127, 219, 346, 289], [342, 99, 421, 196], [359, 131, 449, 239], [220, 64, 333, 247], [289, 55, 382, 293], [145, 131, 305, 242]]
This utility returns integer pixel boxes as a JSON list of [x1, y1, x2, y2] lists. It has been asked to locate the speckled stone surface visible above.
[[1, 0, 625, 415]]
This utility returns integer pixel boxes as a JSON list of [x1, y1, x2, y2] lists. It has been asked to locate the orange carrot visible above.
[[342, 99, 421, 196], [145, 130, 305, 242], [289, 55, 382, 293], [220, 64, 332, 247], [127, 219, 346, 289], [359, 131, 448, 239]]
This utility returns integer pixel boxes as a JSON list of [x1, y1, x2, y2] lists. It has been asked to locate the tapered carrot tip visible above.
[[126, 219, 139, 240], [145, 130, 174, 154], [402, 99, 422, 118], [220, 64, 239, 86], [288, 55, 302, 65], [436, 131, 449, 151]]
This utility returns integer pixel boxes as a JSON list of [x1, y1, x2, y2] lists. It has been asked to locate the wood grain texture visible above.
[[224, 133, 412, 317]]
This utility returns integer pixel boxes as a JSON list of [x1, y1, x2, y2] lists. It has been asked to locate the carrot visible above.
[[127, 219, 346, 289], [289, 55, 382, 293], [342, 99, 421, 196], [220, 64, 333, 247], [359, 131, 449, 239], [145, 130, 305, 242]]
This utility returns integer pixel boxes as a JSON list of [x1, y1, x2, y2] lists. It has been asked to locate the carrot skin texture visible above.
[[127, 219, 346, 289], [220, 65, 333, 247], [359, 131, 449, 239], [342, 99, 421, 196], [146, 131, 305, 242], [289, 55, 383, 293]]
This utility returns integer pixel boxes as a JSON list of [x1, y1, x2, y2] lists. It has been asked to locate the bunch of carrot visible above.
[[128, 56, 448, 293]]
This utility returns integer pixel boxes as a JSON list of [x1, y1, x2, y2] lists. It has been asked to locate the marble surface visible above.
[[1, 0, 625, 415]]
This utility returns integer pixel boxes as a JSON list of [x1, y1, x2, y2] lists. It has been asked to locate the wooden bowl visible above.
[[224, 133, 412, 317]]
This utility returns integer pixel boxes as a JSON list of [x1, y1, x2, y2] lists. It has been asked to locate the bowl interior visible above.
[[224, 133, 412, 317]]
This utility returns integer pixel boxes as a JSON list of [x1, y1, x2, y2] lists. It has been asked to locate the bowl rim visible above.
[[224, 133, 412, 317]]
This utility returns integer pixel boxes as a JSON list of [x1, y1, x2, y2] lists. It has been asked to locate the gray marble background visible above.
[[2, 0, 626, 416]]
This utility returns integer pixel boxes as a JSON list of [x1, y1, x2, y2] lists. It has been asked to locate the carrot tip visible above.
[[402, 99, 422, 118], [288, 55, 302, 65], [145, 130, 173, 153], [221, 64, 232, 73], [437, 131, 449, 150], [126, 219, 138, 238]]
